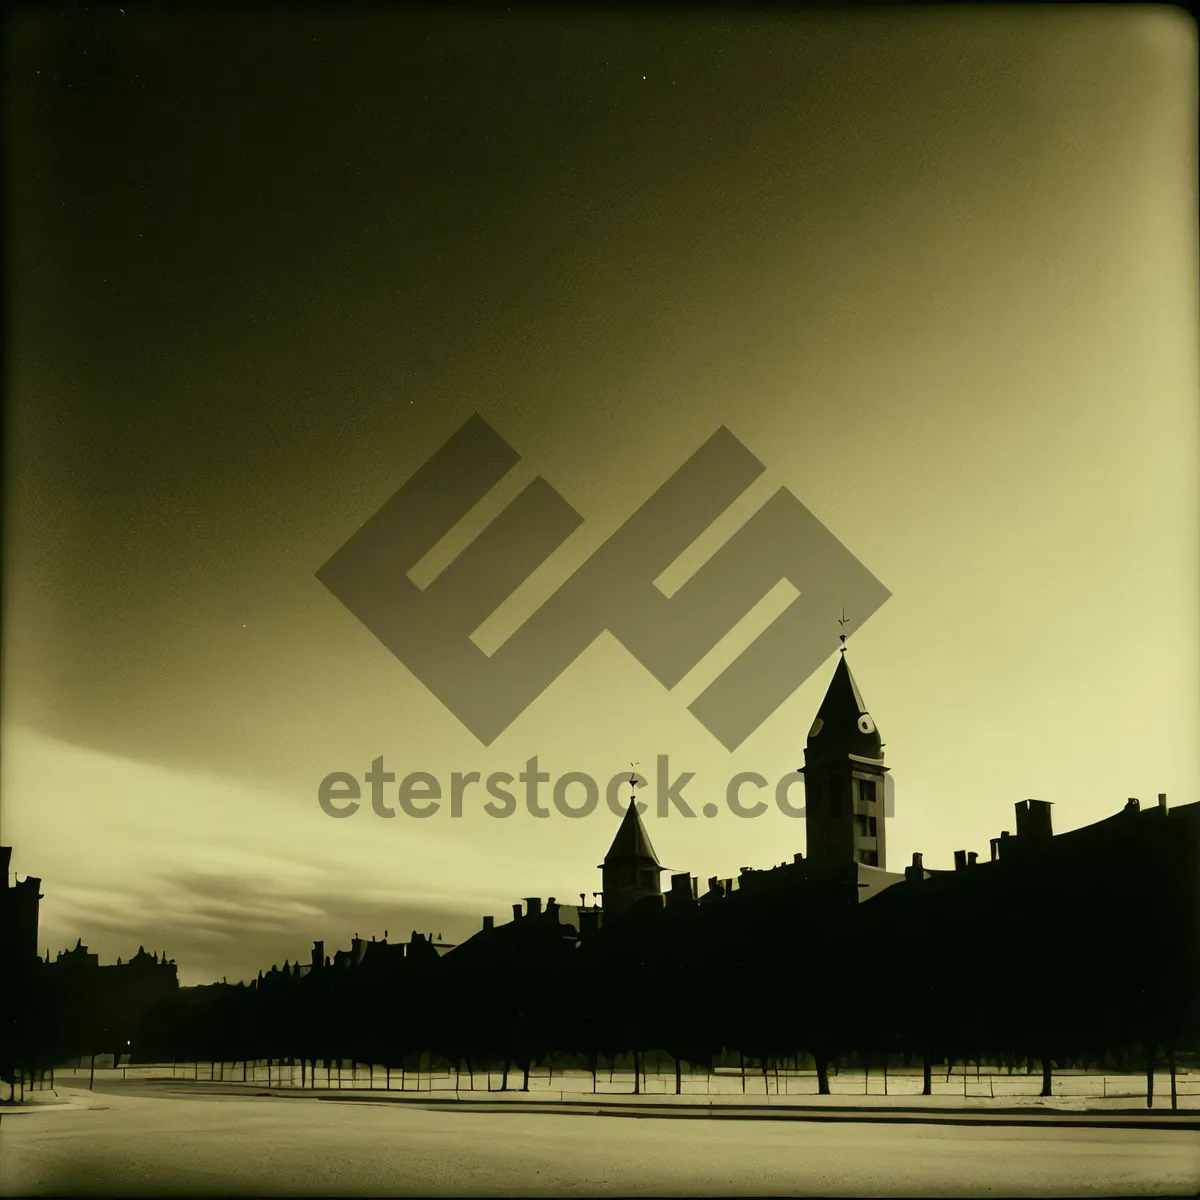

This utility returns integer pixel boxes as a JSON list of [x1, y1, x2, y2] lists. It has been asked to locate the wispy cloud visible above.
[[2, 725, 504, 983]]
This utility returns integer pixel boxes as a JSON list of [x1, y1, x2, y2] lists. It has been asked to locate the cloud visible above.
[[1, 725, 504, 983]]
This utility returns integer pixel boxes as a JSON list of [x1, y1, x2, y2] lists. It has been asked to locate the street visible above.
[[1, 1082, 1197, 1196]]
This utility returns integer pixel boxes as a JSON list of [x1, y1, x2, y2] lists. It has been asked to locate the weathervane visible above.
[[629, 761, 639, 803], [838, 607, 851, 654]]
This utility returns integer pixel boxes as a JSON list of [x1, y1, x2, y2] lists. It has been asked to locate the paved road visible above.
[[2, 1085, 1197, 1196]]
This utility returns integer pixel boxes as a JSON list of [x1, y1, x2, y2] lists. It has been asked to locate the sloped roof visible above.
[[604, 798, 660, 865], [806, 652, 883, 762]]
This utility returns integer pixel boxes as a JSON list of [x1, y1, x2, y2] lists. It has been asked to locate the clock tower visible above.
[[800, 651, 890, 869]]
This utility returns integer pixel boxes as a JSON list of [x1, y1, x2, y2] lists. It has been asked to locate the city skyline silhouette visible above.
[[3, 6, 1197, 1195]]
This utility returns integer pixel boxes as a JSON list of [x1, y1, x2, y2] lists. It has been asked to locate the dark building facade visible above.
[[0, 846, 43, 978]]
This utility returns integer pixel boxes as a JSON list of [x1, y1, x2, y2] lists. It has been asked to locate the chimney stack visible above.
[[524, 897, 542, 916], [968, 851, 978, 866], [669, 873, 697, 904], [1158, 793, 1168, 811], [954, 850, 967, 871], [989, 838, 1001, 862], [1015, 799, 1053, 841], [482, 915, 494, 931], [512, 902, 523, 922]]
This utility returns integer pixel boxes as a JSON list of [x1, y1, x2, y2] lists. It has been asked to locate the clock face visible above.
[[808, 717, 824, 738], [857, 713, 877, 735]]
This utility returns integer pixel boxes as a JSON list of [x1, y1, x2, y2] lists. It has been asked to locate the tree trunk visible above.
[[1169, 1048, 1177, 1111], [1146, 1046, 1155, 1109], [675, 1055, 682, 1095], [522, 1061, 530, 1092], [816, 1054, 830, 1096], [922, 1049, 932, 1096], [1041, 1054, 1052, 1098]]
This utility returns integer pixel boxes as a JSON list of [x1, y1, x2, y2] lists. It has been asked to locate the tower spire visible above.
[[599, 760, 663, 919], [802, 650, 889, 870]]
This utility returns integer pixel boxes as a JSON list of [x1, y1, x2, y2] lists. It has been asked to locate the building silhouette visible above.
[[802, 650, 890, 870], [0, 845, 43, 977], [600, 786, 664, 921], [3, 647, 1198, 1094]]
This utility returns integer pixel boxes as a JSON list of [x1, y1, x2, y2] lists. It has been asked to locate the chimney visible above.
[[524, 897, 542, 917], [512, 902, 523, 922], [482, 915, 494, 931], [1015, 799, 1053, 841], [905, 852, 924, 883], [989, 838, 1000, 862], [669, 873, 697, 904], [1158, 793, 1168, 812], [1126, 797, 1140, 812], [954, 850, 967, 871], [311, 941, 324, 970], [968, 852, 978, 867], [0, 846, 10, 887]]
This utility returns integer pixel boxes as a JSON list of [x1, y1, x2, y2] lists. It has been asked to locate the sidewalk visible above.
[[91, 1074, 1200, 1130], [0, 1089, 92, 1119]]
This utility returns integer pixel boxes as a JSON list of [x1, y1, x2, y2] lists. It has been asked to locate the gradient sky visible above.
[[5, 6, 1198, 985]]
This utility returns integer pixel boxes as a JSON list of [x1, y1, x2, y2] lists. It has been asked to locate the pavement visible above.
[[2, 1083, 1198, 1196], [14, 1074, 1199, 1131]]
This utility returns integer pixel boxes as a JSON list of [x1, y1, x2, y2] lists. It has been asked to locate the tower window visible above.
[[858, 779, 877, 807], [854, 814, 879, 839]]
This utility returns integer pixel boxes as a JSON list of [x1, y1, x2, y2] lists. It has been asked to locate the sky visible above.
[[4, 6, 1198, 985]]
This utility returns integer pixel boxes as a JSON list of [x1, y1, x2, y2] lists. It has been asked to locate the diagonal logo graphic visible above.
[[317, 415, 890, 749]]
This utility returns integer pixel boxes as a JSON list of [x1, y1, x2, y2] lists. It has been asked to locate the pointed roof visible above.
[[604, 798, 660, 865], [806, 652, 883, 762]]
